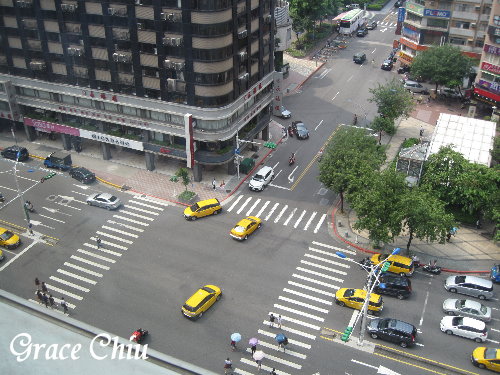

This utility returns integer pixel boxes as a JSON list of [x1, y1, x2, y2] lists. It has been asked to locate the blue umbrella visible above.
[[275, 333, 286, 344], [231, 333, 242, 342]]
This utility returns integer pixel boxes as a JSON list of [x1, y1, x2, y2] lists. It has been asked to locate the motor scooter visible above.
[[422, 260, 441, 275], [288, 125, 294, 137], [130, 328, 149, 343], [289, 155, 295, 166]]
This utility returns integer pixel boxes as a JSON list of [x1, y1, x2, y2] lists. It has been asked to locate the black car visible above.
[[373, 274, 412, 299], [1, 146, 29, 161], [291, 121, 309, 139], [353, 52, 366, 64], [366, 21, 377, 30], [356, 28, 368, 37], [69, 167, 96, 184], [395, 0, 403, 7], [381, 59, 394, 71], [367, 318, 417, 348]]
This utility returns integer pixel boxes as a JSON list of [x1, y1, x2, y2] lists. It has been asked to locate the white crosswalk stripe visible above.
[[265, 203, 280, 221], [64, 262, 103, 277], [255, 200, 270, 217], [236, 196, 253, 214], [283, 288, 332, 305], [132, 195, 171, 206], [89, 237, 128, 251], [70, 255, 110, 270], [84, 243, 122, 257], [298, 262, 344, 282], [273, 304, 324, 322], [266, 313, 321, 330], [258, 329, 312, 349], [57, 269, 97, 284], [227, 195, 244, 211], [77, 249, 116, 263], [239, 359, 292, 374], [274, 205, 288, 223], [263, 320, 317, 340], [49, 276, 90, 292], [283, 207, 297, 226], [303, 211, 317, 230], [96, 231, 134, 244], [308, 247, 351, 267], [314, 214, 327, 233], [294, 210, 306, 228], [248, 341, 307, 359], [292, 273, 341, 290], [128, 200, 164, 211], [278, 296, 329, 313], [246, 349, 303, 369], [45, 283, 83, 300], [303, 254, 348, 273], [101, 225, 139, 238], [119, 210, 155, 221], [313, 241, 357, 255], [107, 220, 144, 232], [246, 198, 261, 216], [288, 280, 336, 297], [124, 204, 160, 215], [113, 214, 150, 226]]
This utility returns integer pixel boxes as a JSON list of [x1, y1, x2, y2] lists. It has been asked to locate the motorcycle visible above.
[[359, 257, 372, 271], [288, 125, 294, 137], [422, 260, 441, 275], [411, 255, 421, 268], [130, 328, 149, 344], [289, 153, 296, 166]]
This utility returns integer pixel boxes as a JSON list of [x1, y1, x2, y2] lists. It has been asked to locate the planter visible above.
[[177, 191, 198, 204]]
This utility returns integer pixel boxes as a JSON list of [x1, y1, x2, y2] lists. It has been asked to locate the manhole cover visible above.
[[319, 198, 330, 206]]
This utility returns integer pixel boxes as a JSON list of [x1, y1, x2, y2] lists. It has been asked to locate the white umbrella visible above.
[[253, 350, 265, 361]]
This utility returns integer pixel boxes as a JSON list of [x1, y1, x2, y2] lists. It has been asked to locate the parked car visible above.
[[0, 227, 21, 249], [356, 28, 368, 37], [370, 254, 415, 276], [249, 166, 274, 191], [373, 274, 412, 299], [444, 275, 494, 300], [181, 285, 222, 319], [353, 52, 366, 64], [438, 87, 462, 99], [367, 318, 417, 347], [491, 264, 500, 283], [1, 146, 29, 161], [183, 198, 221, 220], [292, 121, 310, 139], [381, 59, 394, 71], [277, 106, 292, 119], [471, 347, 500, 372], [230, 216, 262, 240], [440, 316, 488, 342], [366, 21, 377, 30], [69, 167, 96, 184], [86, 193, 122, 210], [442, 299, 492, 322], [403, 80, 429, 94]]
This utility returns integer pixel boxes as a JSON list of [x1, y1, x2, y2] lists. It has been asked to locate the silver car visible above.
[[86, 193, 121, 210], [444, 275, 494, 300], [440, 316, 488, 342], [403, 80, 429, 94], [442, 299, 492, 322]]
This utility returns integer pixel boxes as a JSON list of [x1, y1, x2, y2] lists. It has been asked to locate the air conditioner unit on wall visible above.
[[163, 37, 171, 45], [174, 38, 183, 46], [108, 8, 116, 15], [239, 73, 249, 81], [167, 78, 175, 90], [238, 30, 248, 39], [175, 62, 184, 70], [161, 12, 167, 20], [265, 15, 272, 23], [471, 23, 476, 28], [239, 51, 248, 60], [137, 22, 144, 30], [164, 59, 173, 68], [112, 53, 120, 62]]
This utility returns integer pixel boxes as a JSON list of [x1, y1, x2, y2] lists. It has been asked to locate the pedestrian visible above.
[[279, 337, 288, 352], [35, 277, 40, 289], [255, 358, 262, 371], [269, 313, 275, 328], [269, 368, 277, 375], [277, 314, 282, 329], [282, 127, 287, 138], [419, 127, 424, 137], [28, 222, 33, 235], [96, 236, 102, 249], [42, 293, 49, 308], [60, 297, 68, 314], [353, 114, 358, 125], [41, 281, 48, 293], [230, 340, 236, 351], [446, 232, 452, 242], [251, 344, 257, 355], [224, 358, 232, 374], [48, 294, 55, 308], [212, 178, 216, 190], [476, 219, 481, 229], [36, 289, 43, 304]]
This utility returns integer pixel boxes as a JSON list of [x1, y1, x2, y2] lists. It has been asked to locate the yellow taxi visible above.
[[0, 227, 21, 249], [181, 285, 222, 319], [370, 253, 415, 276], [230, 216, 262, 240], [472, 347, 500, 372], [183, 198, 222, 220], [335, 288, 384, 315]]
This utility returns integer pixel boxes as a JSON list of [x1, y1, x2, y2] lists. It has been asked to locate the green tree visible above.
[[370, 116, 395, 145], [491, 135, 500, 164], [319, 127, 385, 213], [368, 79, 415, 120], [289, 0, 324, 34], [349, 169, 407, 247], [399, 188, 455, 253], [410, 45, 473, 91], [171, 167, 190, 191]]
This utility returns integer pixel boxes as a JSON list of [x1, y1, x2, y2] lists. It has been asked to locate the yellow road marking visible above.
[[373, 352, 448, 375]]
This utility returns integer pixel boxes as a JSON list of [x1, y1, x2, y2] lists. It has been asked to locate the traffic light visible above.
[[264, 142, 277, 149], [381, 261, 391, 273], [40, 172, 56, 183], [341, 326, 353, 342]]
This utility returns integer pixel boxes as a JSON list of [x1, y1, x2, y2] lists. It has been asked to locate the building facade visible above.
[[0, 0, 276, 181]]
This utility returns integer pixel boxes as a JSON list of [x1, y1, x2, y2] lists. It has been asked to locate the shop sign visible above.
[[481, 62, 500, 75], [406, 1, 424, 16], [483, 44, 500, 56], [423, 9, 450, 18], [24, 117, 81, 136], [79, 129, 144, 151], [478, 79, 500, 95]]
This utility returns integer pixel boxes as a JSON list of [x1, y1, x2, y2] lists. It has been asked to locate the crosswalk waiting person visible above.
[[60, 297, 69, 315]]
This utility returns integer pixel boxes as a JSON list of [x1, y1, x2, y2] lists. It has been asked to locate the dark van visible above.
[[1, 146, 29, 161]]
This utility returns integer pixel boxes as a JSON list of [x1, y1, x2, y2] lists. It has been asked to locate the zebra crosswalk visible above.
[[31, 195, 170, 312], [224, 195, 328, 234], [235, 241, 358, 375]]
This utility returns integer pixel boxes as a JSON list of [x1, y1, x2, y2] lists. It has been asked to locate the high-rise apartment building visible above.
[[0, 0, 275, 181]]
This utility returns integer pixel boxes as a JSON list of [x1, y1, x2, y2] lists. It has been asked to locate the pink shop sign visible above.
[[24, 118, 81, 136]]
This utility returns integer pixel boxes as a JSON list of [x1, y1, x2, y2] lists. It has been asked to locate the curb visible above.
[[296, 62, 325, 92]]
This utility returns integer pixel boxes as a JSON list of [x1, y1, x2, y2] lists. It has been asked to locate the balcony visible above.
[[451, 11, 478, 22], [449, 27, 474, 37]]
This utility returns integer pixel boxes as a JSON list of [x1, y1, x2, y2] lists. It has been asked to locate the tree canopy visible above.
[[368, 78, 415, 120]]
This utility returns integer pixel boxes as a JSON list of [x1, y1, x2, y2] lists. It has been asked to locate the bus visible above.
[[339, 8, 364, 35]]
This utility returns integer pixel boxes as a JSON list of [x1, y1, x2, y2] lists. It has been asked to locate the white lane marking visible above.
[[274, 205, 288, 223], [300, 260, 346, 280], [107, 220, 144, 232], [132, 195, 171, 206], [317, 68, 331, 79], [372, 47, 377, 54], [44, 284, 83, 300], [314, 120, 324, 131], [308, 248, 351, 267], [351, 359, 378, 370], [246, 198, 261, 216], [255, 200, 271, 218], [119, 210, 155, 221], [278, 296, 329, 313], [227, 195, 244, 212], [49, 276, 90, 292], [233, 368, 256, 375], [88, 239, 128, 251], [248, 341, 307, 359], [313, 241, 357, 255], [127, 200, 164, 211], [348, 310, 360, 327], [113, 215, 149, 226], [239, 359, 292, 374], [123, 204, 160, 215], [38, 214, 65, 223], [266, 313, 321, 330], [76, 249, 116, 263], [487, 339, 500, 344], [490, 328, 500, 333], [84, 243, 122, 257], [236, 196, 253, 214], [249, 350, 302, 369], [283, 288, 332, 306], [265, 203, 280, 221], [273, 304, 324, 322], [101, 226, 139, 238], [415, 343, 425, 347], [57, 269, 97, 285], [303, 254, 348, 273], [64, 262, 102, 277], [294, 210, 306, 228], [70, 255, 110, 270], [331, 91, 340, 101], [314, 214, 327, 233], [292, 273, 341, 290], [258, 329, 312, 349], [96, 231, 134, 244], [296, 267, 344, 283], [347, 75, 353, 82], [71, 191, 88, 197], [283, 208, 297, 226], [268, 183, 291, 191], [288, 281, 335, 297], [0, 241, 38, 271], [419, 291, 430, 326], [303, 212, 317, 231]]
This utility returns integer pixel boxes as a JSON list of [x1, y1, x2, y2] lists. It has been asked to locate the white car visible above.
[[438, 87, 461, 99], [248, 166, 274, 191], [278, 106, 292, 119], [440, 316, 488, 342], [86, 193, 122, 210], [442, 299, 492, 322]]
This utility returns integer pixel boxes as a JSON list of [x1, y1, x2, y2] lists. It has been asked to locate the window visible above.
[[427, 18, 448, 28], [494, 15, 500, 26], [454, 21, 470, 29], [455, 4, 470, 11], [449, 37, 466, 45]]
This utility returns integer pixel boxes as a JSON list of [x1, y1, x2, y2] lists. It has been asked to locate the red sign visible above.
[[481, 62, 500, 75], [24, 117, 81, 136], [474, 87, 500, 103]]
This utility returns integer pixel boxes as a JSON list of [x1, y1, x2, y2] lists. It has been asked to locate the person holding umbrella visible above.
[[275, 333, 288, 352], [253, 350, 265, 371], [230, 332, 241, 351], [249, 337, 258, 355]]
